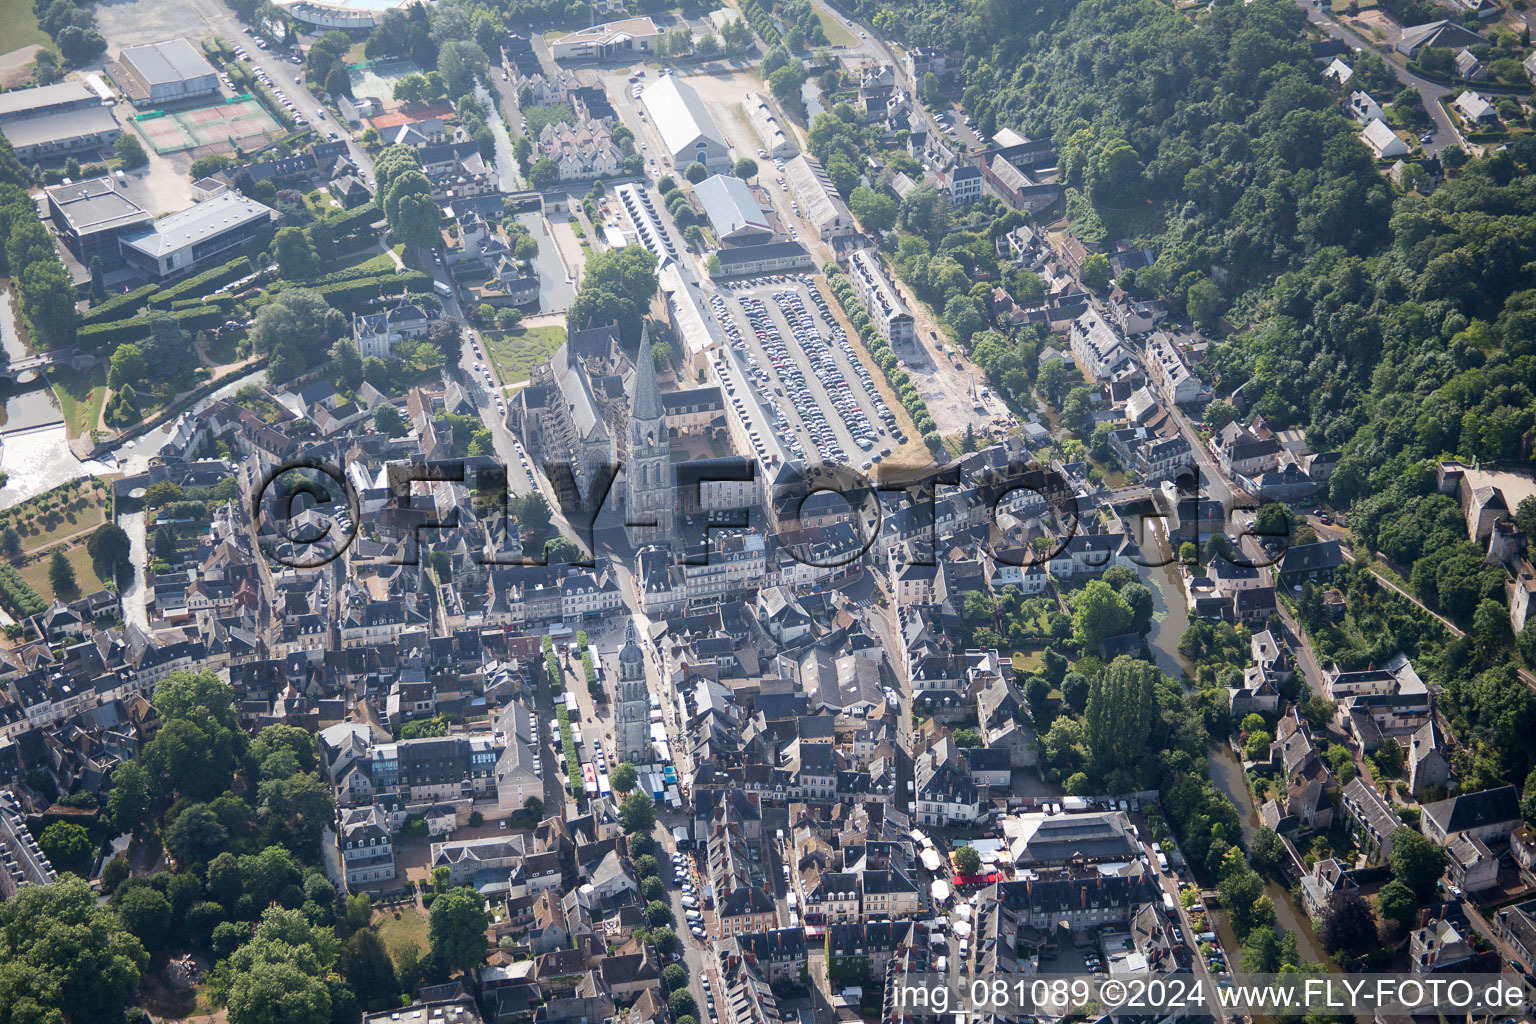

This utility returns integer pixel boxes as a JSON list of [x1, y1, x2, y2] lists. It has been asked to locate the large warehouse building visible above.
[[0, 80, 100, 123], [111, 39, 219, 106], [642, 75, 731, 173], [1, 106, 120, 162], [783, 154, 854, 241], [0, 80, 121, 162]]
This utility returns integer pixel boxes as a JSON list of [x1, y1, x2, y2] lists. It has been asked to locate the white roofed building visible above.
[[642, 75, 731, 172], [694, 174, 772, 244], [549, 17, 659, 60], [120, 192, 277, 280]]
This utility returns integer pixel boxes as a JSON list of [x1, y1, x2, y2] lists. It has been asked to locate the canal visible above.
[[1138, 528, 1335, 970]]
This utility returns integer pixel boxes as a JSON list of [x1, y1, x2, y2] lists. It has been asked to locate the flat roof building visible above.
[[1, 105, 120, 162], [120, 192, 277, 279], [111, 39, 219, 106], [0, 80, 100, 123], [549, 17, 659, 60], [694, 173, 772, 245], [642, 74, 731, 172], [45, 176, 154, 267]]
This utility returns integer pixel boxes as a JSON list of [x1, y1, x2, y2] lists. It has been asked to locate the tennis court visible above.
[[134, 97, 282, 155], [348, 59, 420, 104]]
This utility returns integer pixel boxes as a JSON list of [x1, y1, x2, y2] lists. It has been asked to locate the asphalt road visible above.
[[191, 1, 377, 179], [1289, 0, 1459, 156]]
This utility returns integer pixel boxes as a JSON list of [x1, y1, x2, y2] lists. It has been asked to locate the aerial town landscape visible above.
[[3, 0, 1536, 1020]]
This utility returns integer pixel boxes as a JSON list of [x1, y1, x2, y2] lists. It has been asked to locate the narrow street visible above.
[[1288, 0, 1460, 156]]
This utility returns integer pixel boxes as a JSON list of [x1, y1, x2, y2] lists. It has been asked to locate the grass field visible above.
[[483, 324, 567, 385], [45, 364, 107, 438], [18, 544, 105, 603], [814, 8, 857, 47], [0, 0, 52, 53], [374, 905, 429, 961], [203, 332, 241, 365], [4, 489, 107, 554]]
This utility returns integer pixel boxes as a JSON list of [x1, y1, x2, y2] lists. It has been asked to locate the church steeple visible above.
[[630, 322, 664, 423], [625, 321, 672, 545]]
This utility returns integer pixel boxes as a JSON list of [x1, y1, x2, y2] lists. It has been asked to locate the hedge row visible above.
[[0, 565, 45, 620], [825, 266, 942, 452], [314, 261, 402, 287], [149, 256, 257, 308], [76, 304, 237, 346], [83, 284, 158, 325], [313, 271, 433, 315], [315, 201, 382, 242], [171, 294, 236, 313]]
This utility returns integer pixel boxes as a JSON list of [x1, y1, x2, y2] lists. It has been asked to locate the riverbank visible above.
[[1137, 533, 1337, 971]]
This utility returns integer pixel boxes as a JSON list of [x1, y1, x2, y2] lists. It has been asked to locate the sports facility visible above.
[[133, 96, 282, 155]]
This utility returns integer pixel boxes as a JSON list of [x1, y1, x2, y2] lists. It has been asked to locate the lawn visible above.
[[374, 904, 430, 961], [45, 364, 107, 438], [0, 479, 109, 554], [813, 8, 857, 48], [0, 0, 52, 53], [202, 332, 241, 365], [483, 324, 567, 385], [18, 543, 105, 603]]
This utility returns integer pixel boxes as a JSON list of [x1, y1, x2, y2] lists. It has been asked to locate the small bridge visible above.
[[1, 350, 79, 383]]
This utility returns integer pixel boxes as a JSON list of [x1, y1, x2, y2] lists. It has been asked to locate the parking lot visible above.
[[707, 275, 906, 471]]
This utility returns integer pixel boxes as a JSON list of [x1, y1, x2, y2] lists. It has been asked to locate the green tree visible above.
[[662, 962, 689, 992], [849, 185, 897, 232], [1204, 400, 1238, 432], [273, 226, 319, 281], [38, 820, 92, 876], [1186, 277, 1223, 327], [953, 845, 982, 874], [340, 928, 398, 1004], [610, 762, 638, 793], [428, 887, 489, 975], [685, 161, 709, 184], [1376, 878, 1417, 926], [620, 791, 656, 835], [1070, 579, 1134, 650], [652, 926, 680, 956], [165, 803, 229, 865], [733, 157, 758, 178], [116, 885, 173, 948], [330, 338, 363, 391], [528, 156, 559, 190], [48, 548, 77, 598], [86, 521, 132, 583], [0, 877, 147, 1023], [647, 900, 674, 926], [1080, 252, 1111, 290], [1084, 657, 1159, 782], [1390, 827, 1447, 899], [106, 761, 150, 836], [107, 342, 146, 391]]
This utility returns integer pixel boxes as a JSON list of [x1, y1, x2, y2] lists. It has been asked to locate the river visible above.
[[1, 279, 267, 510], [1138, 529, 1335, 970]]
